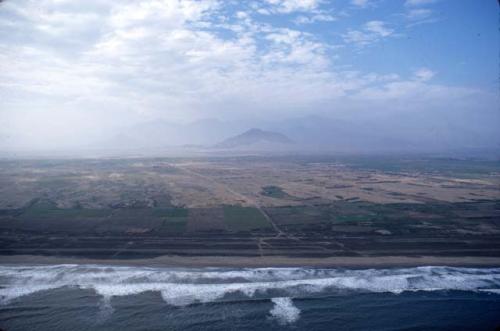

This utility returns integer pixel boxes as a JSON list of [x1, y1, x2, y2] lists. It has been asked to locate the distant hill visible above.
[[98, 118, 248, 150], [91, 113, 500, 155], [216, 128, 293, 149]]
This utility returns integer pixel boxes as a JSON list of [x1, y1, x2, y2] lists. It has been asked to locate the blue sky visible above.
[[0, 0, 498, 149]]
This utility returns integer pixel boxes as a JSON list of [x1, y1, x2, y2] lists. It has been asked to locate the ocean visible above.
[[1, 265, 499, 330]]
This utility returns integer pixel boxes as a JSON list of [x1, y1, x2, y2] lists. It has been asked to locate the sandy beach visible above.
[[2, 254, 500, 268]]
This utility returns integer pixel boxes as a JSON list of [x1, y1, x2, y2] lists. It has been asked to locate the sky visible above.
[[0, 0, 498, 150]]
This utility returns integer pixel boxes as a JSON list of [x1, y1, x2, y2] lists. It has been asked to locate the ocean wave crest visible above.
[[1, 264, 499, 324], [270, 297, 300, 325]]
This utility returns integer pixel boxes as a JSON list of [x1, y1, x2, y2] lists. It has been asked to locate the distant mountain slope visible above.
[[216, 128, 293, 149], [98, 118, 248, 150], [92, 112, 500, 154]]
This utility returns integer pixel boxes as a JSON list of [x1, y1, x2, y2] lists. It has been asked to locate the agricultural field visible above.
[[0, 155, 499, 259]]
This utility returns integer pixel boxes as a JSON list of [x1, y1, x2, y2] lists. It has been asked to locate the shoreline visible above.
[[2, 255, 500, 268]]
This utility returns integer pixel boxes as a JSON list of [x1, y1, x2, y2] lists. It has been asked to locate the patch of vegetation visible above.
[[342, 156, 500, 177], [265, 200, 485, 231], [264, 205, 330, 225], [102, 208, 188, 235], [36, 177, 74, 188], [152, 207, 189, 218], [152, 208, 189, 234], [260, 185, 290, 199], [156, 217, 187, 234], [333, 215, 372, 223], [20, 199, 111, 219], [223, 205, 271, 231], [150, 165, 180, 174]]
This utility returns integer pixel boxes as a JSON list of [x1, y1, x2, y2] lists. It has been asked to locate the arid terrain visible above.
[[1, 155, 499, 265]]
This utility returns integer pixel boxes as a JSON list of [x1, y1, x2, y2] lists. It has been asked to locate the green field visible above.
[[223, 205, 271, 231], [12, 200, 189, 234], [19, 199, 111, 220], [152, 207, 189, 218], [260, 185, 290, 199], [156, 217, 187, 234]]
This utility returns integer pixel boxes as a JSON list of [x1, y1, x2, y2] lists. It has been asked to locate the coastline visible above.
[[2, 254, 500, 268]]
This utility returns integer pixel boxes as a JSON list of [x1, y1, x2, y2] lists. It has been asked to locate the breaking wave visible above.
[[0, 265, 499, 324], [270, 297, 300, 325]]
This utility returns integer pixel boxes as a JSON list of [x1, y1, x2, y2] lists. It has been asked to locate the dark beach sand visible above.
[[2, 254, 500, 268]]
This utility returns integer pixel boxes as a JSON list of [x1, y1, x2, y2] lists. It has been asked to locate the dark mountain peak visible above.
[[216, 128, 293, 149], [245, 128, 265, 134]]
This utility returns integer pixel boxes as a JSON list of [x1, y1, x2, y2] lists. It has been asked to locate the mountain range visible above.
[[95, 113, 500, 154], [215, 128, 293, 149]]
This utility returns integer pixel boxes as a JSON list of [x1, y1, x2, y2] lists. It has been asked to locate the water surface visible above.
[[1, 265, 499, 330]]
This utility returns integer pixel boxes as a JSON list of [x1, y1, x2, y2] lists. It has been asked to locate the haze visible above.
[[0, 0, 498, 154]]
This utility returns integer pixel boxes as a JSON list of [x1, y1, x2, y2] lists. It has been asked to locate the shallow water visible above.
[[1, 265, 500, 330]]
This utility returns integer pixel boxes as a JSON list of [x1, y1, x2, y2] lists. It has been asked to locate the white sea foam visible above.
[[97, 297, 114, 321], [478, 289, 500, 294], [0, 265, 499, 310], [270, 297, 300, 325]]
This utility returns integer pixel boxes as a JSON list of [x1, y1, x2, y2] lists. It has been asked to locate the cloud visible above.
[[364, 20, 393, 36], [294, 13, 335, 24], [263, 28, 329, 67], [413, 67, 435, 81], [406, 8, 433, 20], [343, 20, 393, 46], [0, 0, 495, 150], [261, 0, 321, 14], [351, 0, 370, 8], [405, 0, 437, 7], [404, 8, 438, 27], [0, 0, 337, 136]]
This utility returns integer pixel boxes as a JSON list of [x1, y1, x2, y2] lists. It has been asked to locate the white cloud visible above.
[[0, 0, 493, 150], [0, 0, 338, 139], [264, 28, 329, 67], [262, 0, 321, 14], [364, 20, 393, 37], [406, 8, 433, 20], [414, 67, 435, 81], [294, 13, 335, 24], [404, 8, 438, 27], [351, 0, 370, 8], [109, 0, 217, 29], [405, 0, 437, 7], [343, 20, 393, 46]]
